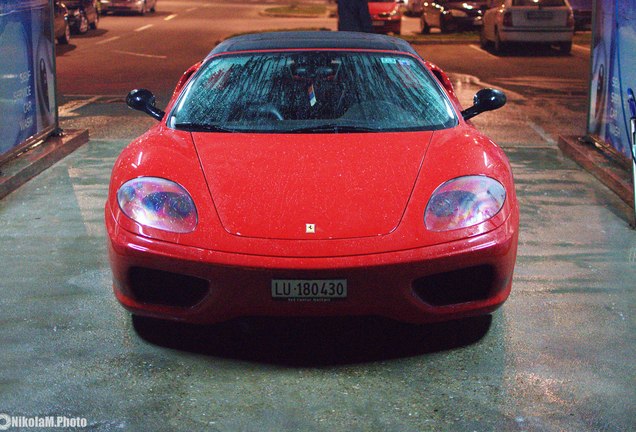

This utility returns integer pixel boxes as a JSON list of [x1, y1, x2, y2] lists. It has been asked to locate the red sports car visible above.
[[106, 31, 518, 325], [368, 0, 403, 35]]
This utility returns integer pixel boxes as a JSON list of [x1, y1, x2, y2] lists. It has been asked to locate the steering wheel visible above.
[[243, 103, 284, 121]]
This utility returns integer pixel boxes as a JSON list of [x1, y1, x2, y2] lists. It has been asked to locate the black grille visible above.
[[128, 267, 209, 308], [412, 265, 497, 306]]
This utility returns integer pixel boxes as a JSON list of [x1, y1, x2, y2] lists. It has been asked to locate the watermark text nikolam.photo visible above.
[[0, 414, 87, 430]]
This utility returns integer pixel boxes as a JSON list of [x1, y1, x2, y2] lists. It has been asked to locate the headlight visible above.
[[117, 177, 198, 233], [424, 175, 506, 232]]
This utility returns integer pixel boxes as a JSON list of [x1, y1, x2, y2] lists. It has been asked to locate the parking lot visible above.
[[1, 1, 635, 431]]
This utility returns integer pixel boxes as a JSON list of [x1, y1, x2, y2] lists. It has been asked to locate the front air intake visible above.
[[128, 267, 209, 308], [413, 265, 497, 306]]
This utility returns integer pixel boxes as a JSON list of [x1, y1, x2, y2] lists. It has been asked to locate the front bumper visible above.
[[371, 18, 402, 34], [106, 207, 518, 325]]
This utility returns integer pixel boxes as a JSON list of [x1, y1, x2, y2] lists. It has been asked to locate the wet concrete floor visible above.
[[1, 72, 635, 431]]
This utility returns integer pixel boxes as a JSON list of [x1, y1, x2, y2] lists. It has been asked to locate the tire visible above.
[[76, 11, 89, 34], [57, 23, 70, 45], [559, 41, 572, 54], [479, 27, 489, 49]]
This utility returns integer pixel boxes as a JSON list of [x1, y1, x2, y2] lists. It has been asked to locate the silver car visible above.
[[100, 0, 157, 15], [480, 0, 574, 53]]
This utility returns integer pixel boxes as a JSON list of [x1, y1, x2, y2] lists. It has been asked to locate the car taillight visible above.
[[567, 11, 574, 28], [503, 11, 513, 27]]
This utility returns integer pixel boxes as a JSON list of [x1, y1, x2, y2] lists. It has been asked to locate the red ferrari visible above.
[[106, 31, 518, 325]]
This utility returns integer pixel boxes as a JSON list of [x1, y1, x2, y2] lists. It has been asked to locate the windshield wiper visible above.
[[287, 124, 379, 133], [174, 122, 236, 132]]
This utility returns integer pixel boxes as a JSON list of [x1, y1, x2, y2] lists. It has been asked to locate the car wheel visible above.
[[420, 17, 430, 34], [58, 23, 71, 44], [479, 28, 489, 49], [76, 11, 89, 34], [559, 41, 572, 54]]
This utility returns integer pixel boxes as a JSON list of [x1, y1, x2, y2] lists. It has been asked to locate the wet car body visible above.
[[368, 0, 403, 35], [106, 31, 518, 326], [420, 0, 487, 33]]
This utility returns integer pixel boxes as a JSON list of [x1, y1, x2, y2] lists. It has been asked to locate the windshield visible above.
[[169, 51, 457, 133]]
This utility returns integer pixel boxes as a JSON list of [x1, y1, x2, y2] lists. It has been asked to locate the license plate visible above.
[[526, 11, 553, 20], [372, 20, 384, 26], [272, 279, 347, 301]]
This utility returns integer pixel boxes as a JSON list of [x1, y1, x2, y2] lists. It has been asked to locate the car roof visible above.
[[209, 31, 420, 57]]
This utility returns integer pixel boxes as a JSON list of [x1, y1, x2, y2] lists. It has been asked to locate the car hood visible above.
[[368, 2, 400, 15], [192, 132, 433, 240]]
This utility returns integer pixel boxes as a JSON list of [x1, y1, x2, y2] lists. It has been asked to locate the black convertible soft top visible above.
[[209, 31, 419, 57]]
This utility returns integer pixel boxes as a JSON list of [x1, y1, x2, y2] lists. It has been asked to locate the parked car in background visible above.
[[100, 0, 157, 15], [568, 0, 592, 30], [403, 0, 423, 16], [65, 0, 99, 34], [368, 0, 403, 35], [53, 1, 71, 44], [480, 0, 574, 53], [420, 0, 487, 33]]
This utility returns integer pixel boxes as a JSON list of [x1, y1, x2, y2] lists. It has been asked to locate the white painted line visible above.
[[113, 50, 167, 59], [572, 44, 591, 54], [468, 44, 499, 60], [58, 96, 101, 117], [134, 24, 154, 32], [165, 14, 177, 21], [528, 121, 556, 144], [185, 7, 197, 12], [450, 72, 526, 102], [96, 36, 120, 45]]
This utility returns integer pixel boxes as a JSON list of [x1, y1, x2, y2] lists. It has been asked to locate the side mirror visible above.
[[461, 88, 506, 121], [126, 89, 165, 121]]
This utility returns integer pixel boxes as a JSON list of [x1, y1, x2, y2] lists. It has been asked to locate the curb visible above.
[[558, 134, 634, 210], [0, 129, 89, 199]]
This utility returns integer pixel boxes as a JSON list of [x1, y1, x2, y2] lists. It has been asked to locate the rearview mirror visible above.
[[126, 89, 165, 121], [461, 88, 506, 121]]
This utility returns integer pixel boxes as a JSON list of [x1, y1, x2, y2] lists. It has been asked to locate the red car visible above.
[[368, 0, 403, 35], [106, 31, 518, 326]]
